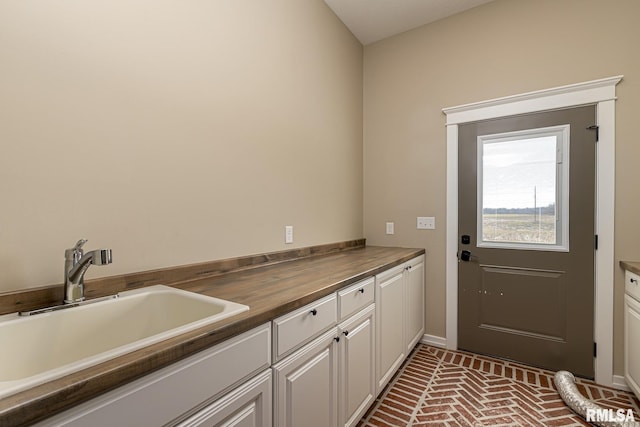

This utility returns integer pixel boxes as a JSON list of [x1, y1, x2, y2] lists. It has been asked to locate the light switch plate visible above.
[[417, 217, 435, 230]]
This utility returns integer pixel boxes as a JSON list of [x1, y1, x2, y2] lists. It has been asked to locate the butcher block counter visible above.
[[621, 261, 640, 277], [0, 242, 424, 426]]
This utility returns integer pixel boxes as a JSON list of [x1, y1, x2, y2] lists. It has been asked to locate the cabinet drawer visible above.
[[338, 277, 374, 321], [273, 293, 337, 361], [626, 270, 640, 302]]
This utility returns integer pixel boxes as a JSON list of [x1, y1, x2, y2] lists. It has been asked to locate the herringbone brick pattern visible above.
[[358, 345, 640, 426]]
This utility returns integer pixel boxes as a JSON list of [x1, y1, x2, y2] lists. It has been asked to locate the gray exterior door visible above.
[[457, 106, 596, 378]]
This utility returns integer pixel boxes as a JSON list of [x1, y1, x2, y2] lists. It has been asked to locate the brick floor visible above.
[[358, 345, 640, 427]]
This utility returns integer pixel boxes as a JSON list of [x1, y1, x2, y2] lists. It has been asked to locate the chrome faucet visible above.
[[64, 239, 112, 304]]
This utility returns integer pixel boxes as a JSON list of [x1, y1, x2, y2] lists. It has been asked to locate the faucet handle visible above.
[[73, 239, 88, 251], [65, 239, 87, 259]]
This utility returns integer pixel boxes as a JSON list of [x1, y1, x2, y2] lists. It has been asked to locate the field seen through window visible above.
[[482, 208, 556, 244]]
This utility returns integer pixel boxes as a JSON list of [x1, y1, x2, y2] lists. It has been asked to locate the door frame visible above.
[[443, 75, 623, 387]]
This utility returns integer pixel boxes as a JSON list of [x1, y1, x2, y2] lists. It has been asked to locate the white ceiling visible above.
[[324, 0, 494, 45]]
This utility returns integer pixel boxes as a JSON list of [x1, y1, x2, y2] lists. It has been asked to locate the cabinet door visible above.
[[375, 265, 405, 393], [273, 328, 338, 427], [175, 369, 272, 427], [625, 295, 640, 399], [338, 304, 375, 427], [404, 256, 425, 353]]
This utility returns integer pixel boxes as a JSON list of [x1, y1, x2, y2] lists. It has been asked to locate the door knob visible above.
[[459, 250, 472, 262]]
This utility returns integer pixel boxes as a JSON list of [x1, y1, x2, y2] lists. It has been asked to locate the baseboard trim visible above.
[[421, 334, 447, 348], [612, 375, 630, 391]]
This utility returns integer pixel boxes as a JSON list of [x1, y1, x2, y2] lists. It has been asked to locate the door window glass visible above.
[[477, 125, 569, 251]]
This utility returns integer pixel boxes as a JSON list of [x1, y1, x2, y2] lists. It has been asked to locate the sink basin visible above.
[[0, 285, 248, 398]]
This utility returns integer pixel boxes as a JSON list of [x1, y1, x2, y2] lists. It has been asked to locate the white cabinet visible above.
[[272, 277, 376, 427], [624, 269, 640, 400], [37, 324, 271, 427], [272, 328, 339, 427], [375, 255, 425, 393], [272, 294, 339, 427], [337, 304, 375, 427]]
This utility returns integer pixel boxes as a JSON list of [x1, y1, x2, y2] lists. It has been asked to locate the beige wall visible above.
[[0, 1, 363, 292], [363, 0, 640, 375]]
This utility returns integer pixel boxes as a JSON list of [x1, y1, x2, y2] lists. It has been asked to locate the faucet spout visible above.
[[64, 240, 112, 304], [67, 249, 112, 283]]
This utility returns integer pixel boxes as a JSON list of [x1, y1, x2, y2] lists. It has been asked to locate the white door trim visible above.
[[443, 75, 623, 387]]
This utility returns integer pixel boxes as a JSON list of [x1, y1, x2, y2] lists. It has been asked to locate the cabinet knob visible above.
[[343, 330, 349, 336], [358, 288, 365, 294], [310, 309, 318, 316], [334, 336, 340, 343], [631, 278, 638, 285]]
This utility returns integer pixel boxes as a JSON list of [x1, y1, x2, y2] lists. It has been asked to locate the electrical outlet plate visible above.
[[417, 217, 435, 230], [386, 222, 394, 235], [285, 225, 293, 244]]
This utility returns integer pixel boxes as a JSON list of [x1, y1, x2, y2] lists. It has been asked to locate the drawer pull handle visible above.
[[310, 309, 318, 316], [358, 288, 365, 294], [343, 330, 349, 336]]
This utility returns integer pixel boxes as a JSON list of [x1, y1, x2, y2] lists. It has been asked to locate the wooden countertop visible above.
[[621, 261, 640, 276], [0, 245, 424, 427]]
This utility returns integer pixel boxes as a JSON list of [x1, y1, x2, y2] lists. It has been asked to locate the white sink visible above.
[[0, 285, 248, 398]]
